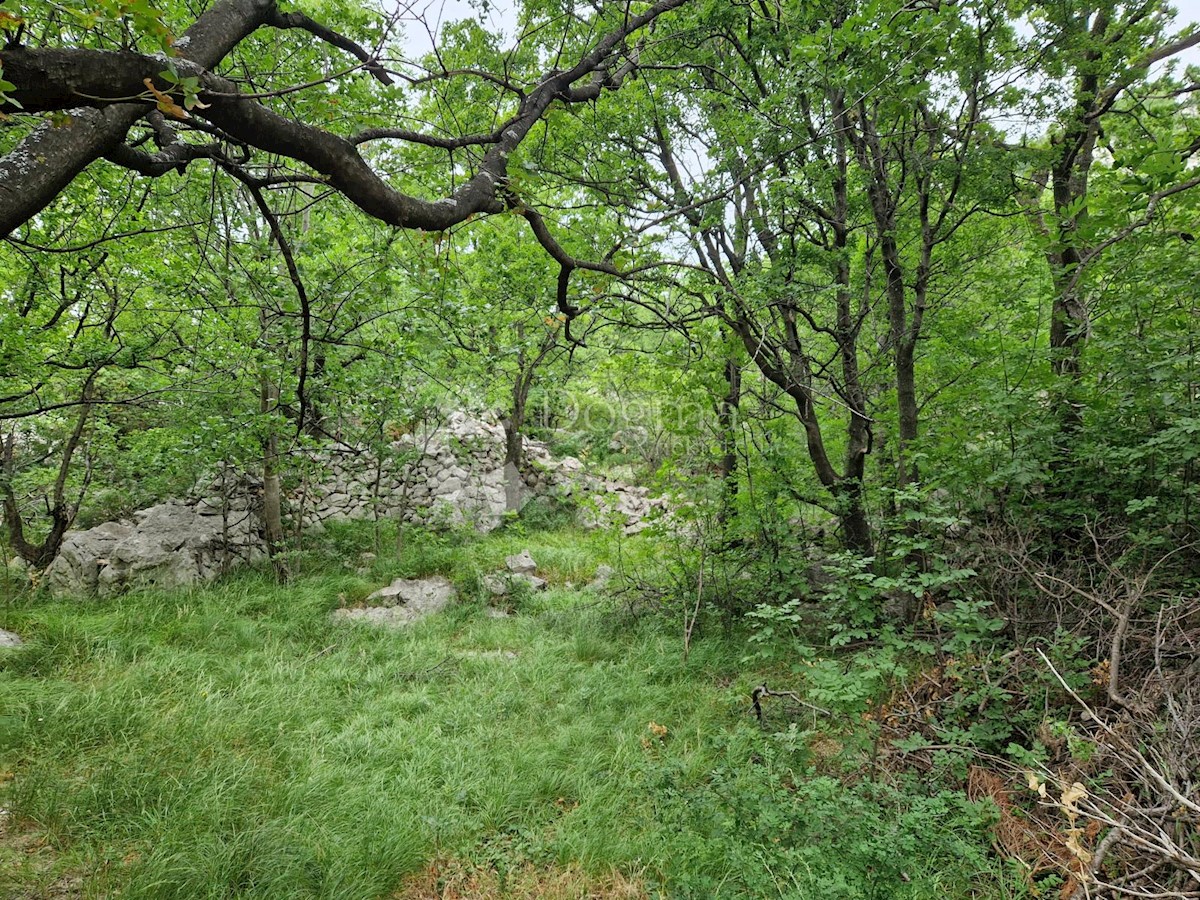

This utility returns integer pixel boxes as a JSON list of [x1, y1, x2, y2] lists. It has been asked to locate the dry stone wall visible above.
[[44, 412, 666, 597], [298, 412, 513, 532]]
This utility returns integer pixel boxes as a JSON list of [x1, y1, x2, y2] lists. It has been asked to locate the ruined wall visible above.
[[44, 412, 664, 597]]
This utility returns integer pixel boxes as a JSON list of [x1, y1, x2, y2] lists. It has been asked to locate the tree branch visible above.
[[0, 0, 691, 238], [264, 8, 394, 85]]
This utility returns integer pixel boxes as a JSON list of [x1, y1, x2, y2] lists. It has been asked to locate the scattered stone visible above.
[[483, 574, 509, 596], [0, 629, 22, 648], [483, 572, 547, 597], [587, 564, 615, 591], [331, 575, 456, 628], [365, 575, 455, 609], [505, 550, 537, 575], [328, 606, 418, 628], [355, 551, 378, 576]]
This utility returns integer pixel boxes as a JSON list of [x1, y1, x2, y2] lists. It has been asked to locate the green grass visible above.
[[0, 525, 1023, 898]]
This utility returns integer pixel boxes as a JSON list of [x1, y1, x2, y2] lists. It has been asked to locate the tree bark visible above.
[[260, 375, 288, 584], [716, 351, 741, 521]]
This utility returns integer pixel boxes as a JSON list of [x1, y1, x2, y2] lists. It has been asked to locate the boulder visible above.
[[46, 501, 266, 598], [45, 520, 136, 596], [588, 564, 615, 591], [0, 629, 22, 648]]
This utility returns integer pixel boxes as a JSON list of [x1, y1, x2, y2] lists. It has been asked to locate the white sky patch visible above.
[[395, 0, 516, 57]]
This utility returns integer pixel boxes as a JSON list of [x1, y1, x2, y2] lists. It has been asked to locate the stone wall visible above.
[[297, 412, 513, 533], [44, 411, 665, 597]]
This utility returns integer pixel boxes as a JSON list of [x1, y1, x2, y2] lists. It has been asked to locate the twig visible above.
[[1036, 648, 1200, 818], [304, 644, 337, 663], [751, 684, 833, 722]]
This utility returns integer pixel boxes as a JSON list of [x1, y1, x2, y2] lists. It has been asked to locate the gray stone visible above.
[[520, 573, 547, 592], [482, 571, 549, 600], [506, 550, 537, 575], [330, 606, 421, 628], [331, 577, 455, 628], [484, 571, 546, 596], [0, 629, 22, 648], [196, 498, 224, 516], [45, 411, 672, 599], [588, 564, 615, 591], [47, 501, 266, 598], [362, 575, 456, 614], [483, 574, 509, 596]]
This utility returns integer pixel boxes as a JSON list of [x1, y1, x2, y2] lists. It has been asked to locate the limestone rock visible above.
[[332, 575, 456, 627], [588, 564, 615, 591], [483, 571, 547, 596], [483, 573, 509, 596], [46, 501, 265, 598], [521, 574, 548, 592], [45, 411, 669, 600], [506, 550, 537, 575], [328, 606, 421, 628], [0, 629, 22, 648]]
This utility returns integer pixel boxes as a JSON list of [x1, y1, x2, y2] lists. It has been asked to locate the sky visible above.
[[399, 0, 516, 56]]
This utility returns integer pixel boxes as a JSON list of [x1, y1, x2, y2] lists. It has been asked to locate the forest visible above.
[[1, 0, 1199, 896]]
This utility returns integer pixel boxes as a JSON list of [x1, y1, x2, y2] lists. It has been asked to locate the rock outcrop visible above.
[[45, 498, 265, 598], [483, 549, 548, 596]]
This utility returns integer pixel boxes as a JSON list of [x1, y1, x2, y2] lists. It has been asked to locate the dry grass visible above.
[[967, 765, 1095, 899], [0, 810, 85, 899]]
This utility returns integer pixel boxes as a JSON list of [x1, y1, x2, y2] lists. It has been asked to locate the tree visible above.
[[573, 0, 1019, 552], [0, 0, 691, 292], [0, 173, 197, 565], [1012, 0, 1200, 426]]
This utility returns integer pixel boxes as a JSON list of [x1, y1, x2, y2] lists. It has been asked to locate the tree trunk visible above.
[[503, 369, 531, 514], [260, 375, 288, 584], [2, 373, 96, 569], [835, 479, 873, 555], [716, 351, 741, 524]]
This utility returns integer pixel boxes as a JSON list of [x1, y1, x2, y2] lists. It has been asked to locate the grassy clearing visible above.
[[1, 525, 1022, 898]]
